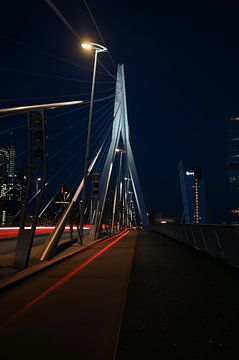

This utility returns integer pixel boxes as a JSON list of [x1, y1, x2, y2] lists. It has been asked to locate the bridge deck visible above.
[[0, 230, 239, 359], [117, 230, 239, 359]]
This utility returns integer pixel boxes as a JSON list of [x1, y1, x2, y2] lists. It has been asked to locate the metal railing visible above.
[[149, 223, 239, 269]]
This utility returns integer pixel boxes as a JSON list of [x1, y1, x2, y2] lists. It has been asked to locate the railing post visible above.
[[199, 228, 208, 252], [190, 227, 197, 247], [213, 229, 225, 259]]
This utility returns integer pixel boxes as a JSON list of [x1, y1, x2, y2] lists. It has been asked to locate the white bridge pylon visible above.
[[98, 64, 148, 228], [40, 64, 148, 261]]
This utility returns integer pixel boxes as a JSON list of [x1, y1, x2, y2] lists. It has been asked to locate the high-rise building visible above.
[[8, 143, 15, 176], [0, 174, 25, 225], [178, 161, 206, 224], [0, 143, 25, 225], [102, 190, 114, 227], [0, 143, 15, 178], [0, 149, 9, 178], [227, 117, 239, 222]]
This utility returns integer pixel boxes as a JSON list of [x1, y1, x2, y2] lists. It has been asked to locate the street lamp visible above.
[[115, 148, 126, 153], [36, 177, 42, 202], [111, 149, 126, 232], [79, 42, 108, 244], [81, 42, 108, 53], [124, 177, 132, 228]]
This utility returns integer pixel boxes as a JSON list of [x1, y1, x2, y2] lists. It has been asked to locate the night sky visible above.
[[1, 0, 239, 223]]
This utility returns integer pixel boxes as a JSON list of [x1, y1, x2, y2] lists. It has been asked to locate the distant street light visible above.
[[81, 42, 108, 53], [36, 177, 42, 203], [115, 148, 126, 231], [79, 42, 108, 244], [124, 177, 132, 227], [115, 148, 126, 153]]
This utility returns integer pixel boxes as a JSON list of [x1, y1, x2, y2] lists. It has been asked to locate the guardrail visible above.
[[149, 224, 239, 269]]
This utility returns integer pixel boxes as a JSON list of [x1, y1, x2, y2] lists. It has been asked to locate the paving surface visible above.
[[0, 230, 93, 279], [1, 229, 239, 360], [116, 230, 239, 359], [0, 230, 136, 360]]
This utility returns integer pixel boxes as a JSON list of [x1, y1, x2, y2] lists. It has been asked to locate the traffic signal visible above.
[[31, 111, 43, 126], [30, 111, 46, 163], [92, 173, 100, 198], [34, 149, 44, 161], [34, 129, 44, 143]]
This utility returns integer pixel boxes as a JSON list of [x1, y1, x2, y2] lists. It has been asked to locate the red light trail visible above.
[[0, 230, 129, 332], [0, 225, 91, 239]]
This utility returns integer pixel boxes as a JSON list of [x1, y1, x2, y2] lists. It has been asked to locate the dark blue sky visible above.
[[1, 0, 239, 223]]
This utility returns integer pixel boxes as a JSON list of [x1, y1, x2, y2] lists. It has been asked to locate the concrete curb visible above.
[[0, 231, 126, 293]]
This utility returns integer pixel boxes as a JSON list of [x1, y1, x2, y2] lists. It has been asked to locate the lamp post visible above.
[[35, 177, 41, 202], [79, 42, 107, 244], [128, 191, 133, 227], [111, 149, 124, 233], [113, 148, 126, 232], [124, 177, 132, 228]]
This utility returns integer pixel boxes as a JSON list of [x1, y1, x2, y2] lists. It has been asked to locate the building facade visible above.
[[0, 143, 24, 225], [178, 161, 206, 224], [227, 117, 239, 222]]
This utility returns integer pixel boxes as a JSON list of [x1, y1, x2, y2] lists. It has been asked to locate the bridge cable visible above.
[[0, 34, 104, 74], [47, 102, 114, 162], [0, 86, 117, 103], [45, 0, 116, 80], [46, 93, 116, 121], [47, 107, 114, 189], [48, 98, 115, 141], [38, 114, 114, 217], [83, 0, 117, 71], [0, 66, 115, 84]]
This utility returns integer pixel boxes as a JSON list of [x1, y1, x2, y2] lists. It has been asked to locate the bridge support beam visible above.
[[96, 64, 148, 236], [40, 146, 103, 261]]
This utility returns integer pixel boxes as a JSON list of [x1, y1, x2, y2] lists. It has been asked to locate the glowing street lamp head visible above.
[[81, 43, 92, 51], [115, 148, 126, 153], [81, 42, 108, 53]]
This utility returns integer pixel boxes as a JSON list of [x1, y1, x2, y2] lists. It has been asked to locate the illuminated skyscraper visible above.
[[0, 148, 8, 178], [178, 161, 206, 224], [227, 117, 239, 222], [0, 143, 24, 224], [0, 143, 15, 178]]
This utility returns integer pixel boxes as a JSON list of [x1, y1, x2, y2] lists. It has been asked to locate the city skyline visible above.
[[1, 1, 239, 223], [1, 4, 239, 359]]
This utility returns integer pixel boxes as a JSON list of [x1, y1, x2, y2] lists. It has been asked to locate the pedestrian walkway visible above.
[[0, 230, 111, 283], [0, 230, 136, 360], [116, 230, 239, 359]]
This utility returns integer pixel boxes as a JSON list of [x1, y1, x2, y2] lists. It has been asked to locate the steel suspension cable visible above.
[[39, 114, 114, 215], [51, 109, 114, 187], [47, 94, 114, 123], [0, 34, 93, 73], [83, 0, 117, 70], [0, 66, 115, 84], [0, 86, 117, 103], [47, 101, 114, 162], [48, 97, 115, 141], [45, 0, 116, 80], [0, 123, 26, 136], [67, 122, 113, 199]]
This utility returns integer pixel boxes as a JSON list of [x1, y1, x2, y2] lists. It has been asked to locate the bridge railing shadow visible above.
[[149, 224, 239, 269]]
